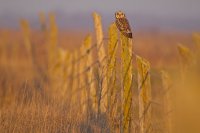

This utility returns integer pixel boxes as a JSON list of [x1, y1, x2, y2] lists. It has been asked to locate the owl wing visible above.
[[115, 18, 132, 38]]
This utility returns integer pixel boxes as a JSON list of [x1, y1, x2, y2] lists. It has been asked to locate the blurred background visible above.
[[0, 0, 200, 32]]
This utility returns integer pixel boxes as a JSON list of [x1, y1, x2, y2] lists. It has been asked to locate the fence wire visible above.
[[56, 37, 173, 132], [69, 38, 108, 66]]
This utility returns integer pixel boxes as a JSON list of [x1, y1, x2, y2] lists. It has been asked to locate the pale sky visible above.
[[0, 0, 199, 31], [0, 0, 199, 18]]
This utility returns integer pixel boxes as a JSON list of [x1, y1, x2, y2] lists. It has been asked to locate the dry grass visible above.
[[0, 24, 200, 133]]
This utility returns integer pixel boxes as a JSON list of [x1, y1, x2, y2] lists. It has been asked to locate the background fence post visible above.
[[93, 12, 108, 113], [20, 19, 32, 63], [136, 56, 152, 133], [161, 71, 173, 133]]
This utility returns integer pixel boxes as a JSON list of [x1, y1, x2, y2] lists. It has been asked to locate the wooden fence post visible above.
[[93, 12, 108, 113], [136, 56, 152, 133], [120, 33, 133, 133]]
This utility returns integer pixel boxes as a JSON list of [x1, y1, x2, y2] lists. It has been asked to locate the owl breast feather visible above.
[[115, 18, 132, 38]]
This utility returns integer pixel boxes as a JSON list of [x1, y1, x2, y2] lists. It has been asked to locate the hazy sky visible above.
[[0, 0, 199, 31], [0, 0, 199, 18]]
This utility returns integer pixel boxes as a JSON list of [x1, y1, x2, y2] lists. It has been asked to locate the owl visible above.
[[115, 11, 132, 38]]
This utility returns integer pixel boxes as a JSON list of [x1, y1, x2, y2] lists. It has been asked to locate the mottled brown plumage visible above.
[[115, 11, 132, 38]]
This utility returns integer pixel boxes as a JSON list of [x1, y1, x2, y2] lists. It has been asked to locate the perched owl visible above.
[[115, 11, 132, 38]]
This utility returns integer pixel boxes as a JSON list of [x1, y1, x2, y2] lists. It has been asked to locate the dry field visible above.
[[0, 13, 200, 133]]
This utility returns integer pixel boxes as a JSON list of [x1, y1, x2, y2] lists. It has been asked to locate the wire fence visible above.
[[44, 13, 174, 133], [54, 35, 173, 132]]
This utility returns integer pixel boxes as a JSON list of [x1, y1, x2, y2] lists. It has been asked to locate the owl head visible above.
[[115, 11, 126, 19]]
